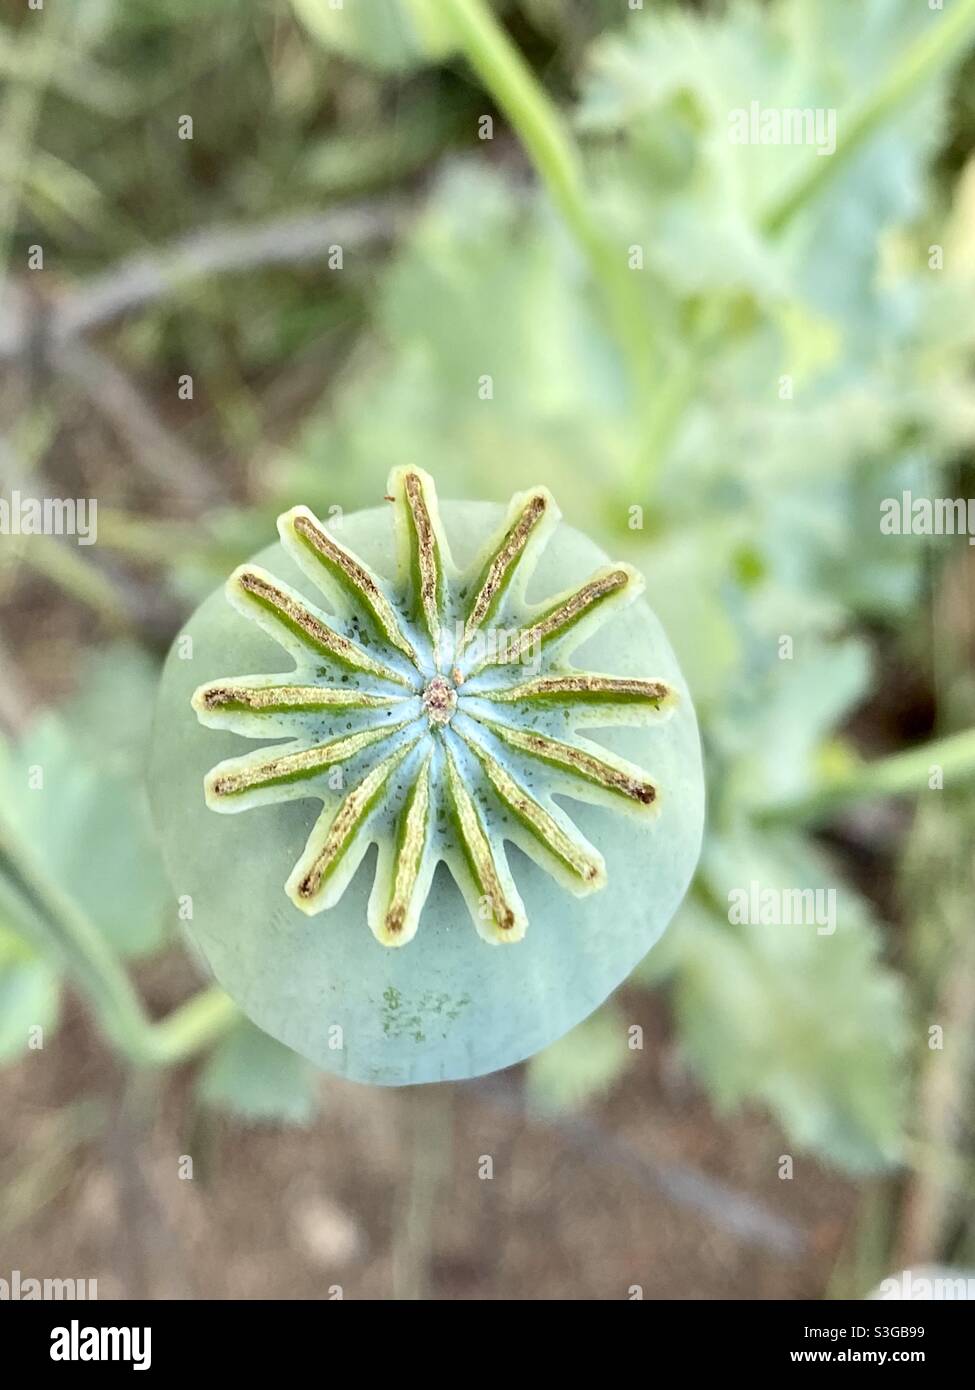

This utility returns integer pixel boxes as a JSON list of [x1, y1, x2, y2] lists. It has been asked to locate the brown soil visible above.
[[0, 963, 854, 1301]]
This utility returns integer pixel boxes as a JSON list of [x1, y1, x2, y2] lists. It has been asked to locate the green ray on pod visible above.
[[149, 472, 705, 1085]]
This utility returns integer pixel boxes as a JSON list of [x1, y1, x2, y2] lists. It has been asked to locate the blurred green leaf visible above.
[[197, 1020, 320, 1125], [526, 1003, 631, 1111], [298, 90, 460, 195], [290, 0, 456, 73], [0, 645, 170, 959], [0, 924, 60, 1063], [714, 636, 872, 813], [289, 163, 634, 522], [674, 827, 909, 1172]]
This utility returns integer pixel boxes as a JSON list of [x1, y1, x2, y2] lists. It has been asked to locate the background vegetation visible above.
[[1, 0, 974, 1299]]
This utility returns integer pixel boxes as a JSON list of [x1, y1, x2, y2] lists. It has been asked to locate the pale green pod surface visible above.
[[150, 480, 704, 1085]]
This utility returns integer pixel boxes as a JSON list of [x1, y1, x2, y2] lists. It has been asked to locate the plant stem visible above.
[[440, 0, 588, 242], [0, 809, 238, 1065], [756, 727, 975, 826], [391, 1084, 454, 1300], [150, 985, 240, 1065], [439, 0, 656, 410], [763, 0, 975, 235]]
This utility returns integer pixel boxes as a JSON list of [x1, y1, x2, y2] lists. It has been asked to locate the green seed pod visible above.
[[150, 470, 704, 1084]]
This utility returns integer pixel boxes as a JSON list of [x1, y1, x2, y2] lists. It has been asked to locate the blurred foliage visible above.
[[279, 0, 975, 1167], [198, 1018, 320, 1125], [1, 0, 974, 1201], [526, 1003, 631, 1112], [290, 0, 458, 72], [0, 921, 59, 1064], [0, 645, 169, 960]]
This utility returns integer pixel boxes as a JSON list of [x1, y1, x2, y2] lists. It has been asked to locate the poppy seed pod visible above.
[[150, 470, 704, 1084]]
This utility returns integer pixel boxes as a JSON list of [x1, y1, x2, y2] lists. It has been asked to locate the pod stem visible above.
[[391, 1083, 455, 1300], [0, 808, 239, 1066]]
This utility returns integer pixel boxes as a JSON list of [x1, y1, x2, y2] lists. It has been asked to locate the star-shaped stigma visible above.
[[191, 468, 678, 947]]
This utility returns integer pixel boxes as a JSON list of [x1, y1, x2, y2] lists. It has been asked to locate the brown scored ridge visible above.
[[480, 674, 674, 706], [475, 718, 659, 808], [467, 566, 633, 674], [199, 683, 402, 713], [461, 491, 548, 649], [293, 513, 374, 589], [524, 729, 656, 803], [291, 513, 419, 664], [209, 722, 408, 799], [518, 569, 628, 652], [403, 471, 441, 645], [296, 743, 416, 901], [236, 569, 410, 686]]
